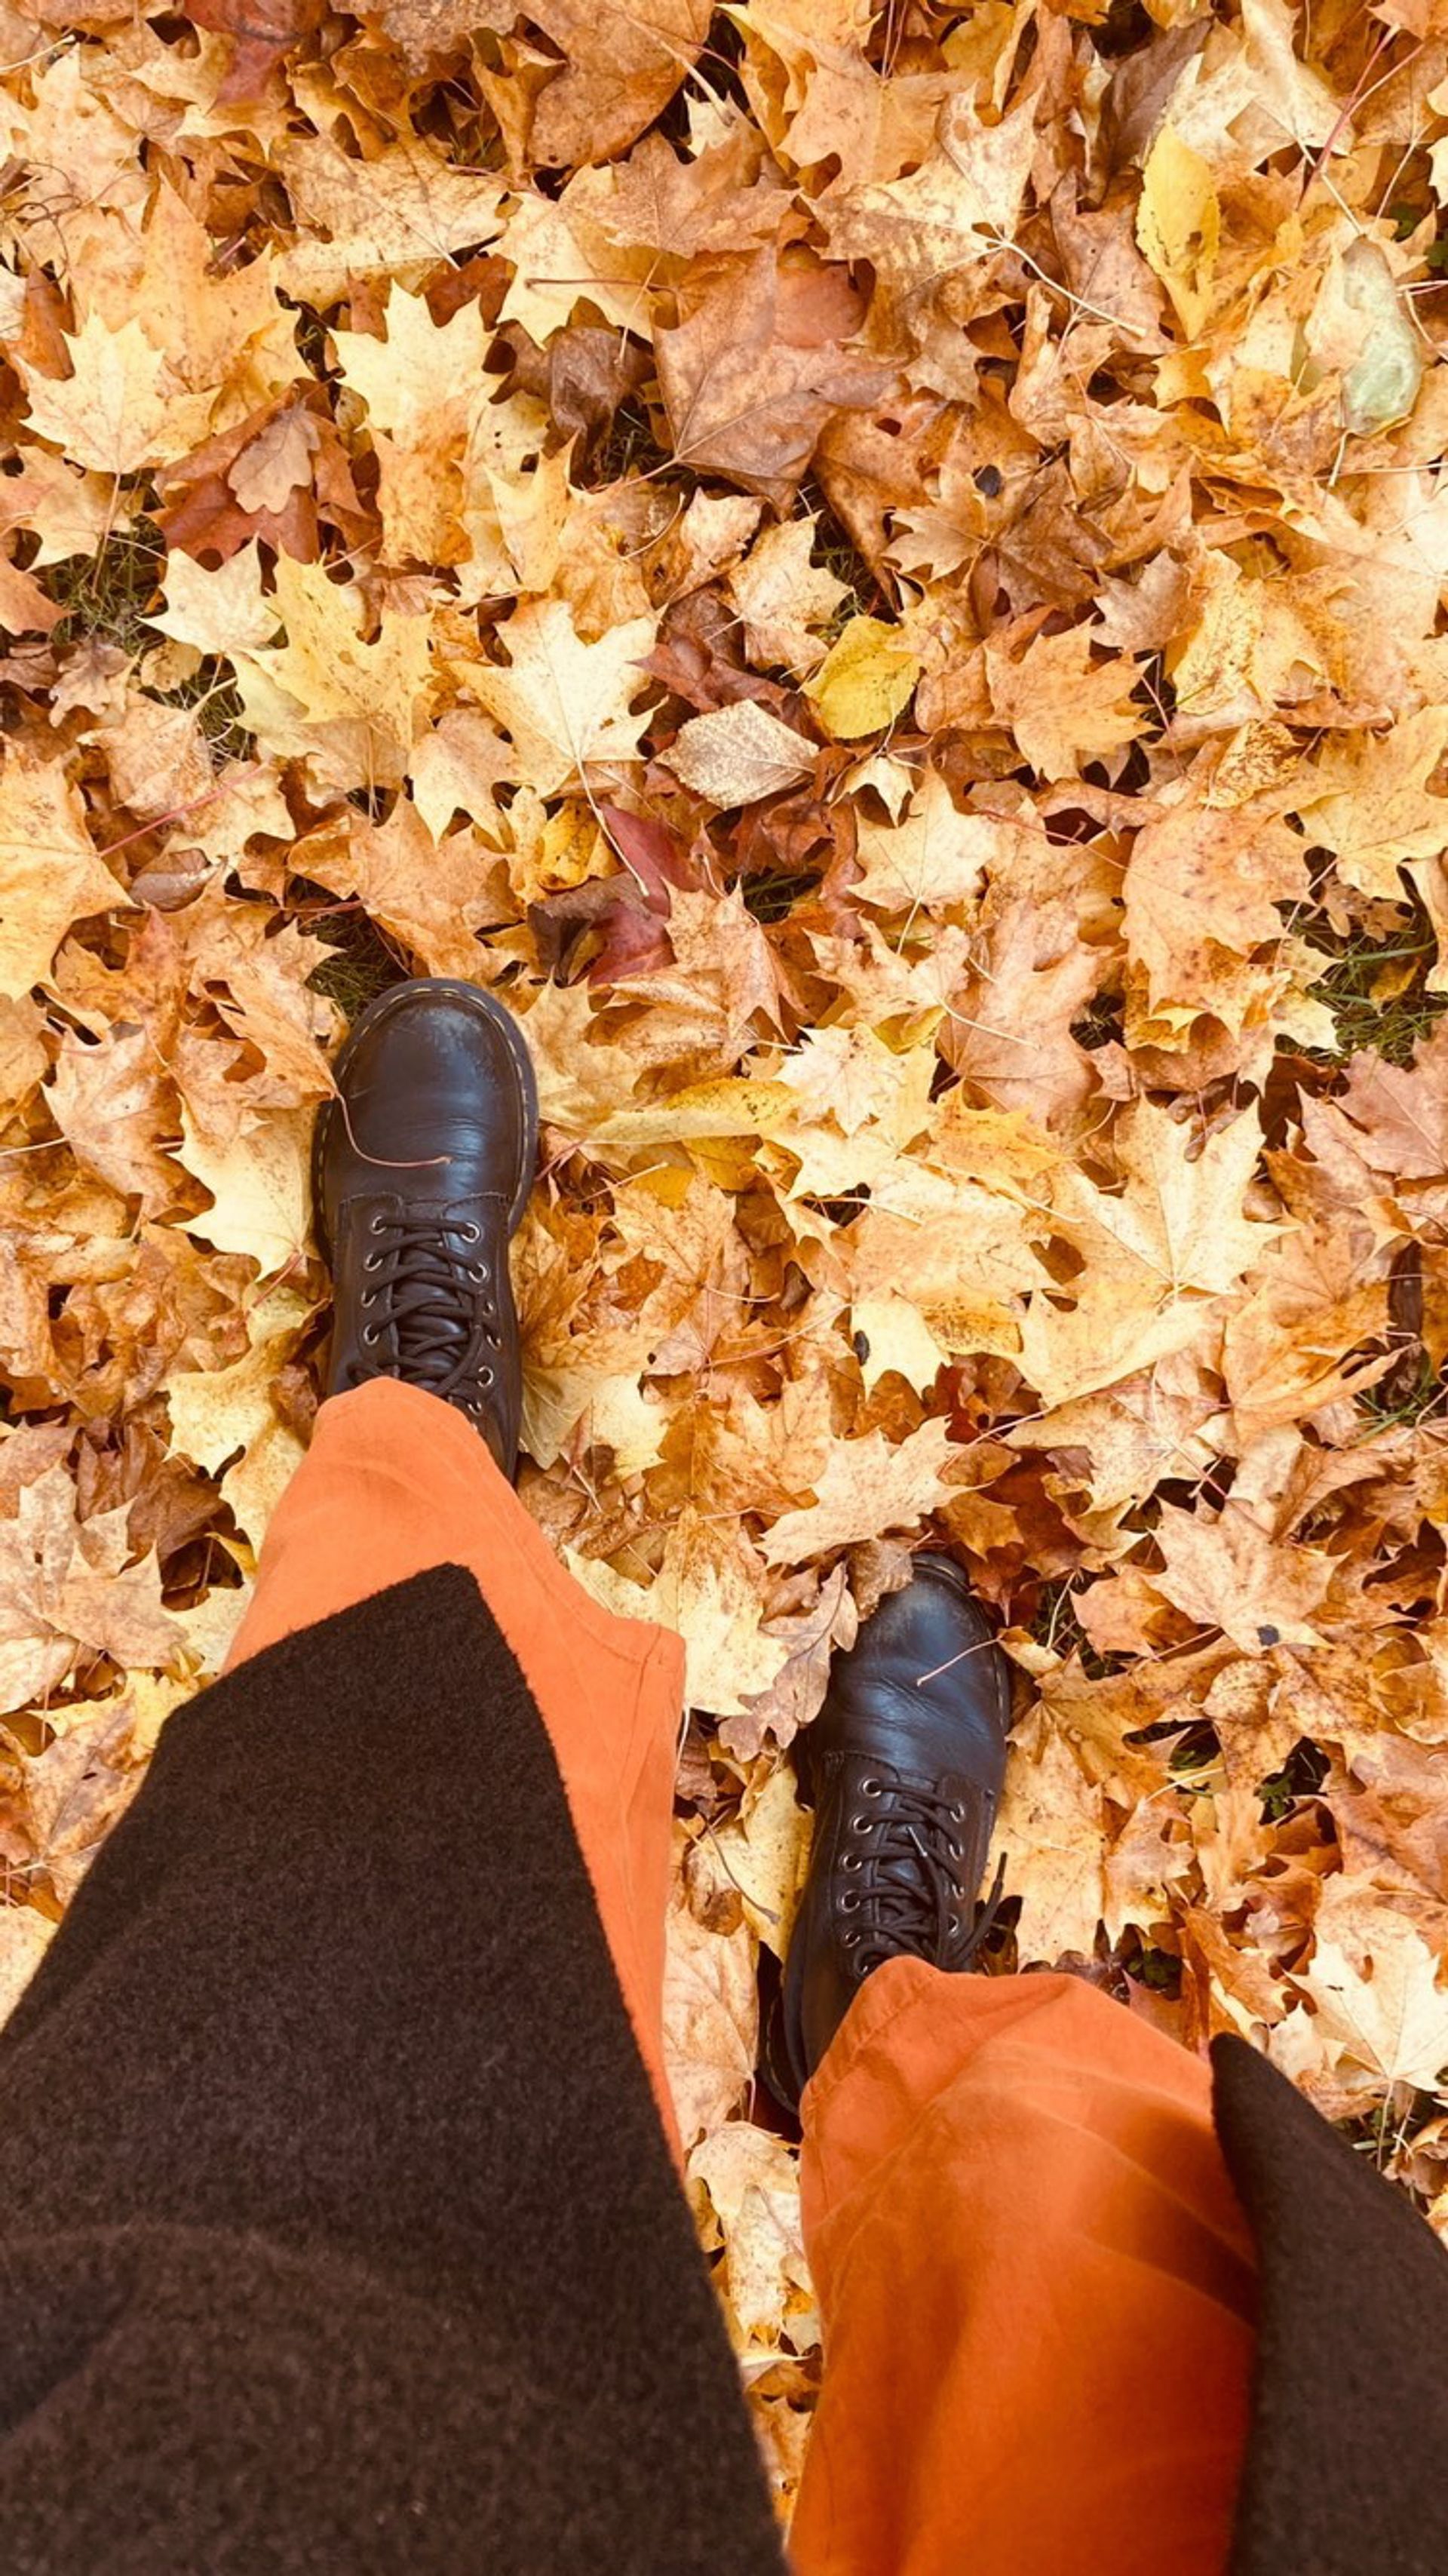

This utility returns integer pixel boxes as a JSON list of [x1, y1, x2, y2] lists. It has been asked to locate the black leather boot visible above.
[[768, 1555, 1012, 2113], [313, 978, 538, 1475]]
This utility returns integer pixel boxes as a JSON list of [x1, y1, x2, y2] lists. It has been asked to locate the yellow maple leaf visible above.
[[149, 542, 281, 659], [466, 599, 656, 797], [299, 800, 501, 979], [1137, 125, 1220, 339], [0, 1466, 185, 1715], [850, 770, 996, 912], [688, 2120, 811, 2346], [991, 1711, 1108, 1963], [130, 183, 296, 411], [235, 556, 434, 791], [275, 134, 505, 306], [824, 92, 1037, 295], [1296, 708, 1448, 901], [0, 755, 126, 1002], [176, 1101, 313, 1277], [662, 1835, 757, 2148], [762, 1417, 957, 1563], [1124, 800, 1311, 1040], [1152, 1497, 1335, 1653], [167, 1285, 314, 1549], [1274, 1892, 1448, 2108], [20, 311, 211, 474], [332, 283, 488, 442], [569, 1509, 790, 1716], [1018, 1103, 1278, 1408], [805, 615, 919, 739], [726, 517, 848, 674]]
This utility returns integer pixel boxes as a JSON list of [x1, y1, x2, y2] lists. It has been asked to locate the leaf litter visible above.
[[5, 0, 1448, 2510]]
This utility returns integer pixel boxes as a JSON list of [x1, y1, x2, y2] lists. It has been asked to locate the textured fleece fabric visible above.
[[1213, 2031, 1448, 2576], [0, 1566, 784, 2575]]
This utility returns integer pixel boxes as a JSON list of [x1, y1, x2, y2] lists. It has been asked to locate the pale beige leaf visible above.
[[176, 1103, 313, 1276], [762, 1418, 956, 1563], [0, 1907, 51, 2029], [992, 1715, 1108, 1961], [467, 600, 655, 797], [149, 542, 281, 659], [688, 2121, 811, 2347], [20, 312, 210, 474], [663, 701, 817, 807], [0, 755, 127, 1002], [663, 1865, 757, 2150]]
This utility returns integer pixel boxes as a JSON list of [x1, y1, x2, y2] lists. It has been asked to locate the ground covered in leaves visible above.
[[5, 0, 1448, 2508]]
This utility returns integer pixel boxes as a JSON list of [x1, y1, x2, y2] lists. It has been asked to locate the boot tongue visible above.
[[853, 1770, 1005, 1976], [382, 1205, 494, 1392]]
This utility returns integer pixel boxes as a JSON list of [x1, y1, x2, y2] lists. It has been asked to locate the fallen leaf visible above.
[[805, 616, 919, 740], [688, 2120, 811, 2345], [0, 1465, 184, 1715], [992, 1710, 1109, 1961], [663, 1841, 758, 2149], [1137, 125, 1220, 337], [762, 1418, 957, 1564], [176, 1098, 313, 1277], [236, 555, 433, 791], [656, 249, 889, 508], [726, 519, 849, 675], [1153, 1497, 1336, 1653], [663, 702, 818, 806], [466, 599, 656, 797], [985, 625, 1146, 781], [510, 0, 712, 167], [48, 1024, 185, 1218], [1275, 1911, 1448, 2108], [0, 754, 127, 1002], [569, 1510, 791, 1717], [20, 311, 210, 474], [0, 1907, 51, 2026]]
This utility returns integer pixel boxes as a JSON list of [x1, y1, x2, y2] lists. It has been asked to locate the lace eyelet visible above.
[[478, 1366, 495, 1389], [861, 1776, 882, 1798], [362, 1323, 381, 1347], [841, 1893, 859, 1914], [364, 1249, 384, 1273], [949, 1838, 962, 1861], [946, 1915, 960, 1936], [842, 1851, 861, 1871], [843, 1930, 861, 1949], [370, 1213, 388, 1236], [459, 1220, 482, 1243], [467, 1261, 489, 1284], [361, 1289, 376, 1310], [851, 1813, 870, 1834], [951, 1802, 965, 1822]]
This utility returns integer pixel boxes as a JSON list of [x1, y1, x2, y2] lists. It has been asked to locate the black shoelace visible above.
[[358, 1211, 502, 1408], [839, 1778, 1008, 1981]]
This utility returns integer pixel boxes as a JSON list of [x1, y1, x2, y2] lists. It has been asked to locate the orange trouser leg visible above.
[[225, 1379, 684, 2129], [792, 1961, 1256, 2576], [234, 1384, 1253, 2568]]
